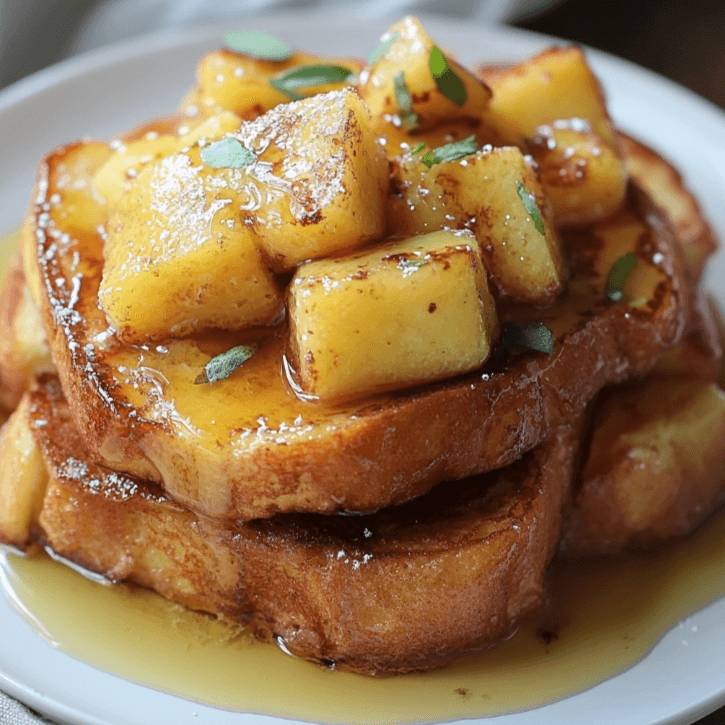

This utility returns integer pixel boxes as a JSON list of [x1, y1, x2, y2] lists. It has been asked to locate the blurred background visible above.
[[0, 0, 724, 111]]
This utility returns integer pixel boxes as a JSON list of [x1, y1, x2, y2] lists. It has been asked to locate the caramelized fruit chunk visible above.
[[0, 393, 48, 550], [528, 120, 627, 227], [95, 112, 242, 206], [288, 230, 498, 402], [359, 16, 492, 133], [481, 46, 617, 146], [182, 49, 363, 120], [0, 252, 53, 410], [388, 145, 566, 303]]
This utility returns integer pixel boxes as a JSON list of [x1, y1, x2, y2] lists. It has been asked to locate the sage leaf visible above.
[[195, 344, 258, 385]]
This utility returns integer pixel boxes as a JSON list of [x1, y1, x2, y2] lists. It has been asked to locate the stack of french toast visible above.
[[1, 16, 725, 674]]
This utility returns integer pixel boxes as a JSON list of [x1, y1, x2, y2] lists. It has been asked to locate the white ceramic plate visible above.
[[1, 13, 725, 725]]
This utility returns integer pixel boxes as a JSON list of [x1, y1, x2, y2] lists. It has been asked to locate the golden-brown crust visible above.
[[564, 377, 725, 556], [27, 372, 580, 673], [564, 298, 725, 556], [619, 132, 718, 280], [23, 137, 692, 520], [0, 251, 52, 410], [0, 252, 26, 409]]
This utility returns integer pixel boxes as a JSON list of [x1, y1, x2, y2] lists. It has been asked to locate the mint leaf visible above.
[[201, 137, 256, 168], [271, 64, 354, 100], [605, 252, 638, 302], [421, 135, 477, 168], [195, 344, 258, 385], [516, 180, 545, 235], [411, 142, 426, 154], [503, 323, 554, 355], [393, 71, 419, 131], [368, 31, 401, 66], [224, 30, 292, 61], [429, 46, 467, 107]]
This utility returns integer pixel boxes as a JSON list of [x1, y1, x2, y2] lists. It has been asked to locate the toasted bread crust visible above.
[[619, 133, 717, 281], [0, 252, 52, 410], [24, 373, 579, 673], [565, 300, 725, 556], [22, 136, 691, 519]]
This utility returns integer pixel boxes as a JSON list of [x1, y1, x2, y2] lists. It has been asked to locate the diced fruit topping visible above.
[[358, 16, 492, 132], [287, 230, 499, 402], [388, 145, 566, 303]]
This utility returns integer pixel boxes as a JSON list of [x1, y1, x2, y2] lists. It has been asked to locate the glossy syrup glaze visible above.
[[24, 133, 691, 521], [2, 506, 725, 724]]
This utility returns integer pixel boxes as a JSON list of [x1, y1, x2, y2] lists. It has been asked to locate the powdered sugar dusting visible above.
[[235, 89, 352, 223]]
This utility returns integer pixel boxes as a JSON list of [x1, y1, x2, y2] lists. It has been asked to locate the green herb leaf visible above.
[[201, 137, 256, 168], [368, 31, 401, 66], [503, 323, 554, 355], [421, 135, 477, 168], [271, 64, 354, 100], [429, 46, 467, 107], [393, 71, 419, 131], [195, 344, 258, 385], [411, 142, 426, 154], [224, 30, 292, 61], [605, 252, 638, 302], [516, 180, 545, 235]]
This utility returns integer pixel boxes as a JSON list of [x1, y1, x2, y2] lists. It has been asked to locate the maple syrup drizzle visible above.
[[2, 504, 724, 724]]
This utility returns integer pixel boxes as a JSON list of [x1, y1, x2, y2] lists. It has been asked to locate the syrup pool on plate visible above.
[[2, 502, 725, 724]]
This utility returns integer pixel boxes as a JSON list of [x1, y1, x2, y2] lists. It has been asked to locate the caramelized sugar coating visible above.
[[6, 374, 580, 674]]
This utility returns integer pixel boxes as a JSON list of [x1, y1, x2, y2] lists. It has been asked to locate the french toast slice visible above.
[[0, 251, 52, 411], [619, 133, 718, 281], [22, 131, 690, 519], [1, 373, 580, 674], [564, 297, 725, 556]]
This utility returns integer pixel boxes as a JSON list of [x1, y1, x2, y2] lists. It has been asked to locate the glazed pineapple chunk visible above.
[[99, 150, 283, 342], [95, 112, 241, 206], [528, 120, 627, 227], [388, 145, 565, 303], [183, 48, 362, 120], [359, 16, 492, 132], [0, 393, 48, 550], [0, 253, 53, 410], [100, 89, 387, 341], [95, 133, 180, 206], [236, 87, 389, 270], [288, 230, 499, 402], [483, 46, 617, 147]]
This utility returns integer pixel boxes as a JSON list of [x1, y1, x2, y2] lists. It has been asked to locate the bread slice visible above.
[[21, 133, 691, 520], [619, 133, 717, 281], [0, 251, 52, 411], [1, 373, 580, 674], [565, 297, 725, 556]]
